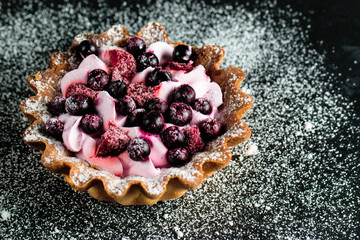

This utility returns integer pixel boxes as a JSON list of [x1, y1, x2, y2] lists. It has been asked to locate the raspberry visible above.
[[107, 48, 137, 81], [127, 82, 155, 107], [65, 84, 97, 99], [97, 125, 130, 156], [184, 125, 204, 154], [166, 61, 194, 72]]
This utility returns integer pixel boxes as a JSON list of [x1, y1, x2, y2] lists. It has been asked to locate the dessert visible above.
[[20, 22, 253, 205]]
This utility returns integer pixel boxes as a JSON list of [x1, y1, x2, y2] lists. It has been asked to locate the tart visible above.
[[20, 22, 253, 205]]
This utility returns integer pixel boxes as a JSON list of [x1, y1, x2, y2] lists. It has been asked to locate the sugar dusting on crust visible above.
[[21, 22, 251, 203]]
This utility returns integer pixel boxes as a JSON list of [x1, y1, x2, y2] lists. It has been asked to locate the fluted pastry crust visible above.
[[20, 22, 253, 205]]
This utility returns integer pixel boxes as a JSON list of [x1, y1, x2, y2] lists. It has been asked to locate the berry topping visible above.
[[125, 37, 146, 57], [184, 125, 204, 154], [173, 44, 192, 63], [48, 96, 66, 115], [80, 114, 103, 134], [77, 40, 98, 59], [115, 95, 136, 116], [137, 52, 159, 72], [45, 118, 64, 140], [143, 98, 168, 114], [145, 68, 172, 87], [167, 102, 193, 126], [106, 79, 128, 99], [170, 84, 196, 105], [161, 126, 185, 149], [167, 148, 191, 167], [166, 61, 194, 72], [192, 98, 212, 115], [127, 137, 151, 161], [198, 118, 223, 141], [97, 125, 130, 156], [125, 108, 146, 127], [65, 94, 93, 116], [65, 84, 97, 99], [103, 48, 137, 81], [141, 111, 165, 133], [127, 82, 155, 107], [87, 69, 110, 91]]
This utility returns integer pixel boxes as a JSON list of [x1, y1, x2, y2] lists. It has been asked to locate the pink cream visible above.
[[58, 42, 223, 178]]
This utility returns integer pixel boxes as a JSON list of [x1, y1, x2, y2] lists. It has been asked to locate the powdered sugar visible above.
[[1, 0, 358, 239]]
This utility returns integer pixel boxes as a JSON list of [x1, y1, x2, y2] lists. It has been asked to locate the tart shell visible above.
[[20, 22, 253, 205]]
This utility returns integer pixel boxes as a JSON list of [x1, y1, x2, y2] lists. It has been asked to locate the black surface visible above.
[[0, 0, 359, 239]]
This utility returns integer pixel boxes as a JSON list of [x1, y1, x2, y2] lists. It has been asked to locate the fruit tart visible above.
[[20, 22, 253, 205]]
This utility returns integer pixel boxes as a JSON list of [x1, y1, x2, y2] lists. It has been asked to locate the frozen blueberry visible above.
[[173, 44, 192, 63], [80, 114, 103, 134], [87, 69, 109, 91], [143, 98, 168, 114], [65, 94, 93, 116], [198, 118, 223, 141], [161, 126, 185, 149], [145, 68, 172, 87], [170, 84, 195, 105], [77, 40, 98, 59], [48, 96, 66, 115], [127, 137, 151, 161], [125, 108, 146, 127], [167, 148, 191, 167], [45, 118, 64, 140], [106, 79, 128, 99], [125, 37, 146, 57], [141, 111, 165, 133], [116, 95, 136, 116], [192, 98, 212, 115], [136, 52, 159, 72], [167, 102, 193, 126]]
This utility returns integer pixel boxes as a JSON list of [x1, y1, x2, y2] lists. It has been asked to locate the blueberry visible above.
[[170, 84, 195, 105], [80, 114, 103, 134], [116, 95, 136, 116], [173, 44, 192, 63], [77, 40, 98, 59], [161, 126, 185, 149], [141, 111, 165, 133], [87, 69, 110, 91], [167, 102, 193, 126], [143, 98, 168, 114], [198, 118, 223, 141], [127, 137, 151, 161], [65, 94, 93, 115], [137, 52, 159, 72], [125, 37, 146, 57], [167, 148, 191, 167], [192, 98, 212, 115], [106, 79, 128, 99], [45, 118, 64, 140], [125, 108, 146, 127], [145, 68, 172, 87], [48, 96, 66, 115]]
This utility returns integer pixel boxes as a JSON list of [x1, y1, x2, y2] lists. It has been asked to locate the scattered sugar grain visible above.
[[1, 210, 11, 221], [0, 0, 358, 239]]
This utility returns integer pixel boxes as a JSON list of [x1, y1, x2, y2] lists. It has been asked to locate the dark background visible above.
[[0, 0, 359, 239]]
